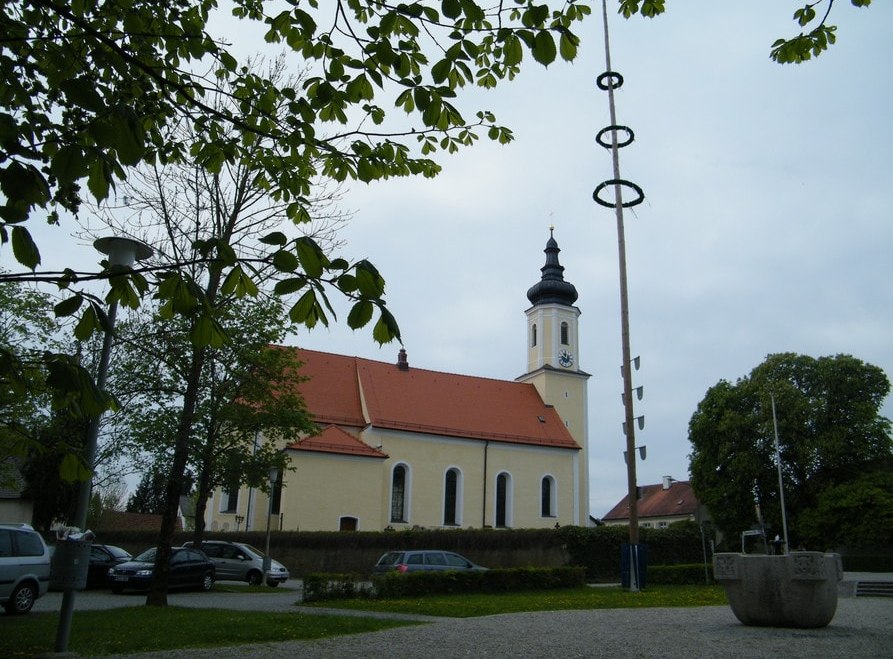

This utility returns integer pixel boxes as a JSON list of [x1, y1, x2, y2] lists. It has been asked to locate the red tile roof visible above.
[[276, 347, 580, 451], [602, 480, 699, 521], [287, 425, 388, 458]]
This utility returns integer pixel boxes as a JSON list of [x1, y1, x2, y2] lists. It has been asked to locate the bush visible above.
[[302, 573, 373, 602], [841, 554, 893, 572]]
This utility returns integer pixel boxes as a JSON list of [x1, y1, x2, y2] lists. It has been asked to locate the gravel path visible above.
[[110, 599, 892, 659]]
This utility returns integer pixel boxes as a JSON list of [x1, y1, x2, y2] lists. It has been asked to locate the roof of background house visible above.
[[602, 480, 700, 521], [275, 347, 580, 451]]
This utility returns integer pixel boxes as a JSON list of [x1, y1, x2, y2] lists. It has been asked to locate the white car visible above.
[[0, 523, 51, 614]]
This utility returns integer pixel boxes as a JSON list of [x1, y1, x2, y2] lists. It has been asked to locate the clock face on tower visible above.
[[558, 349, 574, 368]]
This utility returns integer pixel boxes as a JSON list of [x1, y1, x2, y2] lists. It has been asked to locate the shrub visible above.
[[302, 573, 372, 602]]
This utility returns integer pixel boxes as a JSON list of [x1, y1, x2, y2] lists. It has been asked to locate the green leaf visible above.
[[272, 249, 300, 272], [532, 31, 557, 66], [289, 289, 317, 324], [347, 300, 374, 328], [295, 237, 325, 278], [54, 295, 83, 318], [60, 452, 92, 483], [442, 0, 461, 20], [274, 277, 308, 295], [11, 226, 40, 270], [559, 32, 578, 62], [74, 305, 98, 341], [372, 306, 401, 344]]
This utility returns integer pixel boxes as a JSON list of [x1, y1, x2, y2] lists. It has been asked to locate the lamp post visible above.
[[263, 467, 279, 583], [55, 236, 152, 652]]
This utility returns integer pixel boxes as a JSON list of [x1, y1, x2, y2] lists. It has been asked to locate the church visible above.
[[206, 231, 592, 532]]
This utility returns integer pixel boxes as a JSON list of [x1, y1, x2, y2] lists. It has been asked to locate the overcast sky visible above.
[[14, 2, 892, 517], [295, 2, 893, 516]]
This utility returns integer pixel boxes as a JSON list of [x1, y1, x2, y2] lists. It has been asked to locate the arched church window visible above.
[[560, 321, 569, 345], [444, 468, 461, 526], [495, 472, 512, 528], [390, 464, 408, 523], [531, 323, 537, 347], [541, 475, 556, 517]]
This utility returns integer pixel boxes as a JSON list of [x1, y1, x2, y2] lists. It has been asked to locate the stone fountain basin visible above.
[[713, 551, 842, 628]]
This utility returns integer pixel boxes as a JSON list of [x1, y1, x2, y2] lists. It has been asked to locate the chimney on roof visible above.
[[662, 475, 676, 490], [397, 348, 409, 371]]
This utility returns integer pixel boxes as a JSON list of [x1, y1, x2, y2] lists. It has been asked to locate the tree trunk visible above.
[[145, 344, 207, 606], [192, 462, 212, 548]]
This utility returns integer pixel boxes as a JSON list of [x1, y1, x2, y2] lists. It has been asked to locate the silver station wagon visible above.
[[373, 550, 487, 575]]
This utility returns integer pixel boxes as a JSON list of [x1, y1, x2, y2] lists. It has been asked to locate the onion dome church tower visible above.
[[517, 229, 591, 524]]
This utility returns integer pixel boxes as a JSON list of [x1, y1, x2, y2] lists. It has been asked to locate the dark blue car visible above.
[[108, 546, 215, 593]]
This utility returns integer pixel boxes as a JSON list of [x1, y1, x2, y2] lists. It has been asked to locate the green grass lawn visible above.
[[1, 607, 419, 658], [302, 585, 729, 617]]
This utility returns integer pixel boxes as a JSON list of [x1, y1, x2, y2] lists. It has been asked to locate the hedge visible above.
[[304, 567, 586, 602]]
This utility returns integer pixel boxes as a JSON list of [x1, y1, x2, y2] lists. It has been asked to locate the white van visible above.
[[0, 523, 51, 614]]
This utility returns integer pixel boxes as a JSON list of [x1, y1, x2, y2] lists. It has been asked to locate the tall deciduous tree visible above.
[[688, 353, 891, 549]]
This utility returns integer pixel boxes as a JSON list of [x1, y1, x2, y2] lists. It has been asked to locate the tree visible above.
[[126, 466, 186, 516], [20, 411, 90, 532], [0, 273, 58, 456], [688, 353, 892, 549], [619, 0, 873, 63], [110, 295, 315, 547], [83, 60, 354, 604]]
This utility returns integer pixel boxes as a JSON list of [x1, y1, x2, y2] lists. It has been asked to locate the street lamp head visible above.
[[93, 236, 153, 268], [268, 467, 279, 485]]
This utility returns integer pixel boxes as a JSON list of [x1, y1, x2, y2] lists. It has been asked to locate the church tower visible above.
[[517, 229, 590, 524]]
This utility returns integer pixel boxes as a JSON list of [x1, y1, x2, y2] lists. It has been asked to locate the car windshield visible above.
[[377, 552, 402, 566], [238, 544, 265, 558], [133, 548, 157, 562], [107, 546, 131, 559]]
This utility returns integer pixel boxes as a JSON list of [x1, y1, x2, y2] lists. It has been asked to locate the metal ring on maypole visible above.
[[592, 179, 645, 208], [597, 71, 624, 90], [596, 125, 635, 149]]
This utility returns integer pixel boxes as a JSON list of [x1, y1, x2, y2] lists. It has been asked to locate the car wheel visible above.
[[246, 570, 262, 586], [5, 582, 37, 615], [200, 571, 214, 592], [266, 580, 280, 588]]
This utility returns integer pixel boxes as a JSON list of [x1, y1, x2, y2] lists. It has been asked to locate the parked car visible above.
[[108, 546, 215, 593], [182, 540, 289, 587], [87, 544, 131, 588], [373, 550, 487, 575], [0, 523, 51, 614]]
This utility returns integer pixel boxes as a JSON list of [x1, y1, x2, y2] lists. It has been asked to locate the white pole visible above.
[[770, 394, 790, 552]]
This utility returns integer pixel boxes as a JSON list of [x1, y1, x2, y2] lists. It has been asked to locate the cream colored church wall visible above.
[[278, 451, 385, 531], [373, 430, 486, 529], [484, 442, 577, 528], [376, 429, 577, 530]]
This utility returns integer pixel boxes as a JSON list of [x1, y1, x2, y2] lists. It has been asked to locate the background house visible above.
[[601, 476, 710, 529]]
